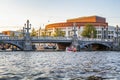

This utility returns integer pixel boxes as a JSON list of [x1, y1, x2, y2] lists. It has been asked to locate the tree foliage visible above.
[[54, 28, 65, 37], [30, 28, 37, 37], [81, 24, 97, 38]]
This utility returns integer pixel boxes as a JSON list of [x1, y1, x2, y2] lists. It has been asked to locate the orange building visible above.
[[46, 16, 108, 29], [45, 15, 108, 37], [67, 16, 106, 23], [2, 31, 11, 36], [2, 30, 22, 36]]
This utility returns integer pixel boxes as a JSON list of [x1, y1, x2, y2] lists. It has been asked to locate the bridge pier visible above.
[[57, 43, 71, 51]]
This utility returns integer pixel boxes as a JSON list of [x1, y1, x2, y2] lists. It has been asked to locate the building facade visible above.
[[2, 30, 23, 37], [44, 15, 120, 40], [45, 15, 108, 38]]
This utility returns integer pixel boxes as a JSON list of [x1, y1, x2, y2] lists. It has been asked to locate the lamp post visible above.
[[72, 23, 77, 38], [91, 30, 94, 39], [116, 25, 119, 43], [39, 26, 41, 37], [23, 20, 32, 51], [105, 27, 108, 40], [39, 27, 41, 46], [24, 20, 31, 38], [71, 23, 80, 51], [22, 27, 25, 38], [101, 27, 104, 40]]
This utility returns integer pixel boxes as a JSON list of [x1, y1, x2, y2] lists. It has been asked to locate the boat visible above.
[[66, 47, 77, 52]]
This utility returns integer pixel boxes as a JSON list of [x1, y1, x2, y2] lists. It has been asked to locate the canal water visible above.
[[0, 51, 120, 80]]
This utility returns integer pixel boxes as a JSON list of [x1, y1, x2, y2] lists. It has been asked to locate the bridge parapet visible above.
[[0, 36, 24, 40], [0, 35, 117, 51], [31, 37, 72, 40], [78, 38, 114, 42]]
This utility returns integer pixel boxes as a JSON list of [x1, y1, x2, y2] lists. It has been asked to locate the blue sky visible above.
[[0, 0, 120, 31]]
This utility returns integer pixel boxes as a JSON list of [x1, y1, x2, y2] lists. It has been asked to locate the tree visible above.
[[54, 28, 65, 37], [30, 28, 37, 37], [81, 24, 97, 38]]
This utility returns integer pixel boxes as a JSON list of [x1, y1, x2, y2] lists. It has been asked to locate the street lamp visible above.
[[116, 25, 119, 43], [101, 27, 104, 40], [105, 27, 108, 40], [23, 27, 25, 37], [39, 26, 41, 37], [72, 23, 77, 38], [24, 20, 31, 38], [91, 30, 94, 39]]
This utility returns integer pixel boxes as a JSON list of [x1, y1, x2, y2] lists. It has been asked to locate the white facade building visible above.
[[48, 25, 119, 40]]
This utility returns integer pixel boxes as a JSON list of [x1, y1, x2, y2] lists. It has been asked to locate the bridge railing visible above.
[[0, 36, 114, 42], [0, 36, 24, 40], [78, 38, 114, 42], [31, 37, 72, 40]]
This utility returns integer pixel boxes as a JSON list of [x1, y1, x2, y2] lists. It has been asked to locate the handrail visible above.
[[78, 38, 114, 42], [0, 36, 114, 42]]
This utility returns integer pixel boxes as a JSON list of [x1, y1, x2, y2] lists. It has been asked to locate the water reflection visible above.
[[0, 51, 120, 80]]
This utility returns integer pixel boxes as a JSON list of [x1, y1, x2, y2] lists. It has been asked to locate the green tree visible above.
[[54, 28, 65, 37], [81, 24, 97, 38], [30, 28, 37, 37]]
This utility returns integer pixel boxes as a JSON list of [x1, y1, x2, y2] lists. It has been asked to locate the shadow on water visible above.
[[35, 77, 51, 80], [0, 76, 22, 80]]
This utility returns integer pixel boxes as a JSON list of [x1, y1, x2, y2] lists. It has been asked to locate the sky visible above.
[[0, 0, 120, 32]]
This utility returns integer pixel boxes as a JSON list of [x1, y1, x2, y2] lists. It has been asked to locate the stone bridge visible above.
[[0, 36, 115, 51]]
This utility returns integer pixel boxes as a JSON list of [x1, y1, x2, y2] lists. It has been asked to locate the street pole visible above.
[[91, 30, 94, 39], [101, 27, 104, 40], [39, 26, 41, 46], [106, 27, 108, 40], [23, 20, 33, 51], [72, 23, 80, 51], [116, 25, 119, 43], [39, 26, 41, 37]]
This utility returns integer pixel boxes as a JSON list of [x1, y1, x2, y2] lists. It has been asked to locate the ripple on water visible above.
[[0, 76, 22, 80], [35, 77, 51, 80], [0, 51, 120, 80]]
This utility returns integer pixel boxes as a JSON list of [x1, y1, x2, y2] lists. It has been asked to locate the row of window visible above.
[[97, 31, 114, 34], [97, 35, 114, 39]]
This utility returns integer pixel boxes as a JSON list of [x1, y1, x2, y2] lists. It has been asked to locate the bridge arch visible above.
[[0, 41, 23, 50], [80, 42, 112, 51]]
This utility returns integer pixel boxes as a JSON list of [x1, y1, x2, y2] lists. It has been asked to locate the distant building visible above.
[[36, 28, 49, 37], [45, 15, 108, 37], [44, 15, 120, 40], [0, 33, 9, 36], [2, 30, 23, 37], [97, 25, 120, 39]]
